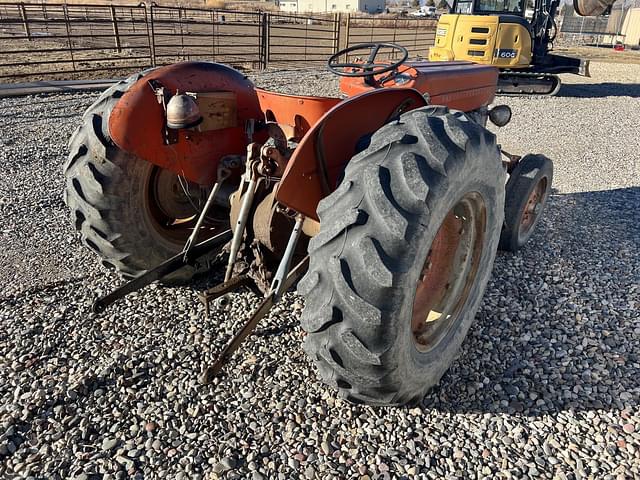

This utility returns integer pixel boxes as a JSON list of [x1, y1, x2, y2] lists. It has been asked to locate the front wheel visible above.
[[299, 106, 506, 406], [499, 154, 553, 252]]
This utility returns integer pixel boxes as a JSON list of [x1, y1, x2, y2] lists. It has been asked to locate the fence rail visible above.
[[558, 3, 639, 47], [0, 2, 436, 81]]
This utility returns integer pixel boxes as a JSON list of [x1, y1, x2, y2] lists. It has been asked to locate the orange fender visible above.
[[276, 88, 428, 220], [108, 62, 264, 185]]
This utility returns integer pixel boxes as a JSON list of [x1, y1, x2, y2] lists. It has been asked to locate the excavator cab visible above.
[[430, 0, 533, 69]]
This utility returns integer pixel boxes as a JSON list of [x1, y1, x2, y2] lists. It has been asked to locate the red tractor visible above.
[[64, 43, 552, 405]]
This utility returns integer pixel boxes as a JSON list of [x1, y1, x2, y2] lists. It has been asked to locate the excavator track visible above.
[[497, 72, 561, 96]]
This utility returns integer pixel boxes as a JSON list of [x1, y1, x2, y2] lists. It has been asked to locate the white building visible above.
[[278, 1, 299, 11], [278, 0, 385, 13]]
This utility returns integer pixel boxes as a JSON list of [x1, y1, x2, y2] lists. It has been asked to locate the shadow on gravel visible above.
[[556, 82, 640, 98], [424, 186, 639, 416]]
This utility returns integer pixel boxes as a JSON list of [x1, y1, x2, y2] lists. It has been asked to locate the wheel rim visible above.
[[144, 167, 225, 245], [518, 177, 547, 241], [411, 192, 486, 353]]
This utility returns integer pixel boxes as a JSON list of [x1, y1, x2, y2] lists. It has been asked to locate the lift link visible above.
[[92, 229, 232, 314], [200, 215, 307, 383], [224, 145, 261, 282], [500, 148, 522, 173], [182, 167, 231, 263]]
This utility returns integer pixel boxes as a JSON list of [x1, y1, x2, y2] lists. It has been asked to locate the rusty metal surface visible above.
[[198, 275, 260, 318], [519, 177, 547, 236], [411, 193, 486, 352], [255, 89, 341, 142], [253, 191, 295, 254], [501, 149, 522, 173], [225, 159, 261, 281], [92, 229, 232, 314], [182, 164, 233, 263], [412, 210, 464, 334], [275, 88, 428, 220]]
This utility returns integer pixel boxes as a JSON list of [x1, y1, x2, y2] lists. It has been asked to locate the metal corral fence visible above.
[[559, 0, 640, 47], [0, 2, 436, 81], [345, 15, 436, 60]]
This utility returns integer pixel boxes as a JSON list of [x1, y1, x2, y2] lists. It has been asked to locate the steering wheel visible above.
[[327, 43, 409, 82]]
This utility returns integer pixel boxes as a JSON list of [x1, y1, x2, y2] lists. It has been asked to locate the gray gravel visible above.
[[1, 62, 639, 479]]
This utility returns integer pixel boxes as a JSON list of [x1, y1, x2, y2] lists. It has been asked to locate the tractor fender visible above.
[[108, 62, 264, 185], [275, 88, 428, 220]]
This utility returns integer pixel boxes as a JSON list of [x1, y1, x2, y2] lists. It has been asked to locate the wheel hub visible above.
[[150, 168, 199, 221], [143, 167, 207, 244], [519, 177, 547, 236], [411, 192, 486, 352]]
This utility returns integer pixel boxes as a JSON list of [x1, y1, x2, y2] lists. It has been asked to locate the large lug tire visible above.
[[299, 106, 506, 406], [64, 73, 223, 283], [499, 154, 553, 252]]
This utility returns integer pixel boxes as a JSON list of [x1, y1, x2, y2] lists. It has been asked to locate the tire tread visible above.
[[300, 106, 505, 405]]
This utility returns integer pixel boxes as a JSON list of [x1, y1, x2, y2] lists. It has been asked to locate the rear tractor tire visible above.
[[299, 106, 506, 406], [64, 73, 226, 283], [499, 154, 553, 252]]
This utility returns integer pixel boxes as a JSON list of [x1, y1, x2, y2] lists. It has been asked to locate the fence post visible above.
[[390, 17, 398, 59], [179, 7, 185, 60], [344, 13, 350, 52], [62, 4, 76, 71], [110, 5, 122, 53], [19, 2, 31, 41], [332, 12, 337, 54], [211, 10, 216, 62], [261, 12, 269, 69], [147, 4, 156, 67], [41, 2, 49, 33], [333, 12, 341, 54]]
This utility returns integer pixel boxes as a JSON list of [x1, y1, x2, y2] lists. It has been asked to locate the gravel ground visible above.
[[0, 62, 639, 480]]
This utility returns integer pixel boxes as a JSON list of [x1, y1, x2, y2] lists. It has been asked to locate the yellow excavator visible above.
[[429, 0, 617, 95]]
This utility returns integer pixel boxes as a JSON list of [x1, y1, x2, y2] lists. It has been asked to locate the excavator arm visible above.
[[530, 0, 561, 58]]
